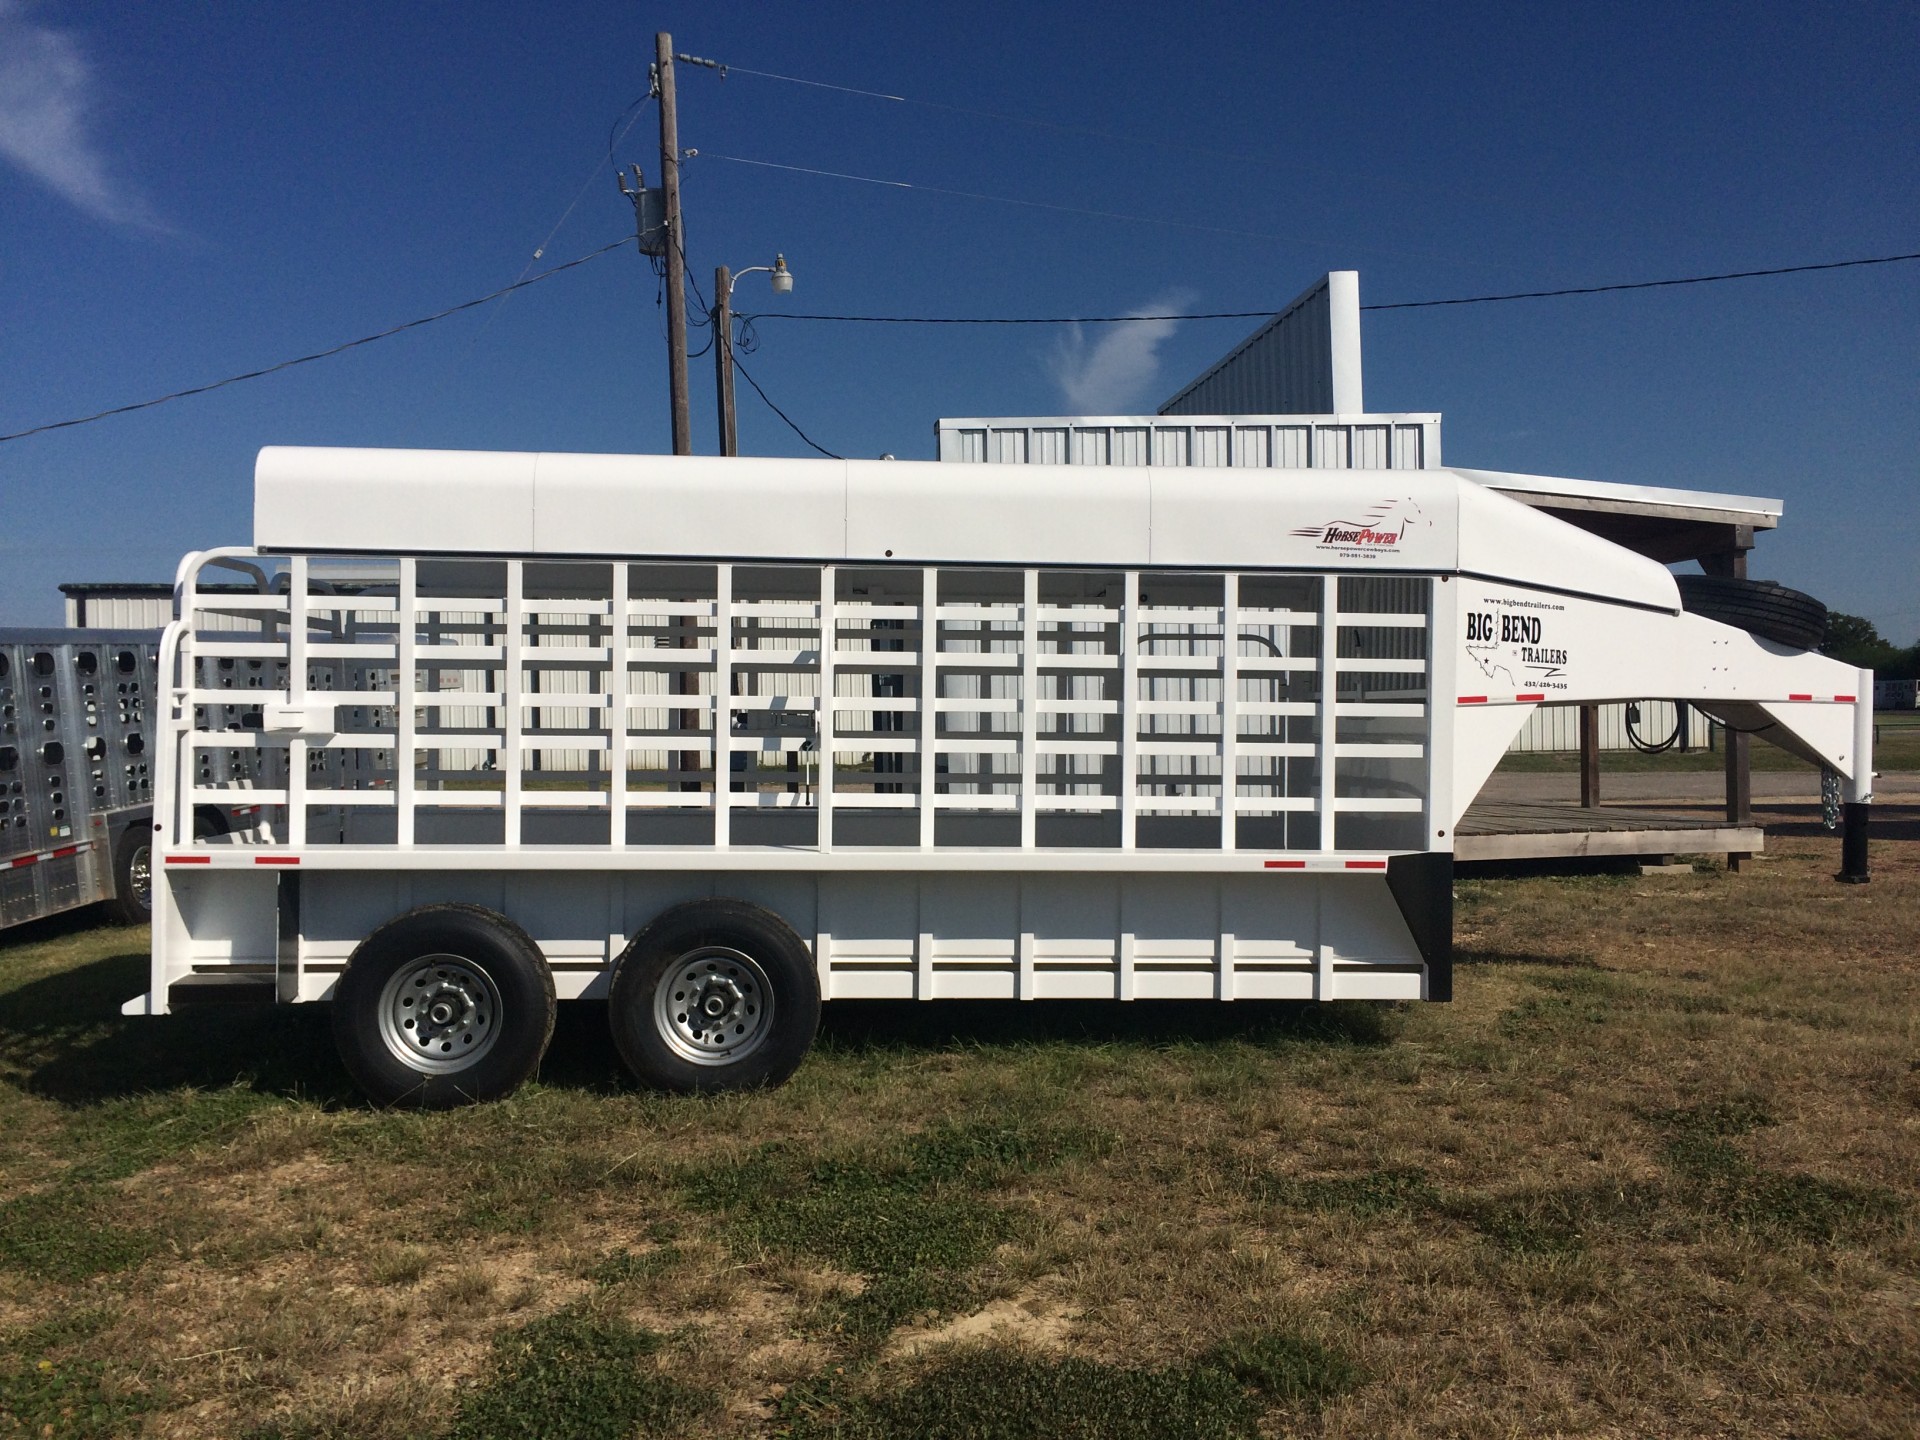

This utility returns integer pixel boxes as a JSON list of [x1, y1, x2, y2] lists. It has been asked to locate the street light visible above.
[[713, 256, 793, 456]]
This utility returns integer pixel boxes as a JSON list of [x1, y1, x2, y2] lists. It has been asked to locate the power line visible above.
[[736, 250, 1920, 327], [730, 350, 840, 459], [689, 59, 1276, 170], [0, 238, 630, 445], [696, 151, 1330, 248], [1362, 252, 1920, 309]]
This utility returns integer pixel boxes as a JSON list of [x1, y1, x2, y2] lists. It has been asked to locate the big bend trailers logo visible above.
[[1290, 498, 1425, 556]]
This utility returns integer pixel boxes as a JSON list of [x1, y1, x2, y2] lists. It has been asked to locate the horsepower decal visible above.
[[1290, 498, 1429, 558]]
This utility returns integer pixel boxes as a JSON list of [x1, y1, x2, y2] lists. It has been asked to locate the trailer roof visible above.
[[253, 447, 1680, 610]]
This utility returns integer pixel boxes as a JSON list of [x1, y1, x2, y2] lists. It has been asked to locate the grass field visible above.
[[0, 827, 1914, 1437]]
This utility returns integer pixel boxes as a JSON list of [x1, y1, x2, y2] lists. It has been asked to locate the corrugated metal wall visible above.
[[937, 415, 1440, 470], [1160, 271, 1364, 416], [1509, 701, 1717, 754], [65, 595, 171, 629]]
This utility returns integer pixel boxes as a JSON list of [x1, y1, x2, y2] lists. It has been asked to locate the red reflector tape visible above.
[[1263, 859, 1307, 869], [1344, 859, 1388, 870], [253, 856, 300, 866], [8, 854, 36, 869], [49, 846, 78, 859], [166, 855, 211, 865], [1516, 692, 1546, 702], [1788, 693, 1812, 702], [1834, 695, 1855, 703], [1457, 696, 1488, 705]]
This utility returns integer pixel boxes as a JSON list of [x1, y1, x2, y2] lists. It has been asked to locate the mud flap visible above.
[[1387, 852, 1453, 1001]]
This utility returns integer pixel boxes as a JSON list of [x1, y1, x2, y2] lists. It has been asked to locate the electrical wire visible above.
[[658, 210, 838, 457], [736, 250, 1920, 328], [730, 350, 840, 459], [1624, 701, 1684, 755], [692, 60, 1280, 171], [0, 238, 630, 445], [695, 151, 1330, 248], [467, 96, 659, 352]]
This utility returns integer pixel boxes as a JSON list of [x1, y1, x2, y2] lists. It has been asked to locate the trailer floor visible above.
[[1456, 800, 1762, 862]]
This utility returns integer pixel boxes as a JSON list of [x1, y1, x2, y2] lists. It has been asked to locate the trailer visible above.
[[130, 448, 1874, 1106], [0, 630, 168, 930]]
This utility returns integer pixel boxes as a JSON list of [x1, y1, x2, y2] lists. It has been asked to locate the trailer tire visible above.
[[1675, 575, 1827, 652], [106, 824, 154, 926], [332, 904, 555, 1109], [608, 899, 820, 1094]]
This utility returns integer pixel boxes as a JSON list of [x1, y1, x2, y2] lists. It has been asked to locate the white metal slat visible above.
[[1121, 569, 1140, 850], [287, 556, 308, 846], [610, 563, 629, 846], [818, 566, 835, 851], [1020, 570, 1039, 848], [504, 562, 523, 845], [1317, 574, 1336, 851], [1222, 573, 1240, 849], [714, 564, 733, 848]]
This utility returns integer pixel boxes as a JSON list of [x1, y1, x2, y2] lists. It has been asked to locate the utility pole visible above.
[[713, 265, 738, 456], [656, 33, 691, 456]]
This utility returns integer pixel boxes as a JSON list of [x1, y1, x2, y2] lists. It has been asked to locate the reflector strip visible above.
[[1457, 695, 1487, 704], [1344, 859, 1388, 869], [1835, 695, 1855, 703], [253, 856, 300, 866], [1263, 859, 1307, 869], [1788, 693, 1813, 702], [165, 855, 211, 865], [7, 841, 93, 870], [1516, 692, 1546, 702]]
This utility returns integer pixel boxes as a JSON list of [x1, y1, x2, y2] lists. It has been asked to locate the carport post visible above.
[[1578, 704, 1600, 807]]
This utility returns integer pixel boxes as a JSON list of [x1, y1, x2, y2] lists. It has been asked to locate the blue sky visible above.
[[1, 1, 1914, 636]]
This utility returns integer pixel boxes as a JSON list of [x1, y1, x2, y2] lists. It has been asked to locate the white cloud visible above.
[[1044, 289, 1197, 414], [0, 0, 156, 227]]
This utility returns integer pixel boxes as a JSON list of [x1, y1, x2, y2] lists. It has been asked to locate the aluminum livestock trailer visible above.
[[0, 630, 166, 930], [131, 449, 1874, 1106]]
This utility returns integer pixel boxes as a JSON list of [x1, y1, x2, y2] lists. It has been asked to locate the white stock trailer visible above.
[[131, 448, 1875, 1106]]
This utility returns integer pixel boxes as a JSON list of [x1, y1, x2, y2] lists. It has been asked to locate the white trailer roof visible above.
[[252, 446, 1680, 610]]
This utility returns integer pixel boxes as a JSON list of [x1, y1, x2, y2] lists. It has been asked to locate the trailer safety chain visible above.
[[1821, 768, 1843, 833]]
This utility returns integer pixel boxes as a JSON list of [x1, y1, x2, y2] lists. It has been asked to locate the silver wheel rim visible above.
[[652, 945, 774, 1067], [377, 954, 503, 1075], [126, 843, 152, 912]]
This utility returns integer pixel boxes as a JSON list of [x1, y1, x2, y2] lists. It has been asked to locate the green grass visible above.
[[0, 1188, 156, 1282], [680, 1119, 1110, 1343], [444, 1308, 701, 1440], [782, 1348, 1262, 1440]]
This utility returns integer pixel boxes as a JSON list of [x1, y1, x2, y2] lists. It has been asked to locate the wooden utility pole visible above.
[[656, 33, 691, 455], [713, 265, 738, 456]]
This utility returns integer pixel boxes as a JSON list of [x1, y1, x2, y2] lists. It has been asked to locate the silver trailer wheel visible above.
[[653, 945, 774, 1066], [125, 842, 152, 911], [376, 954, 503, 1075]]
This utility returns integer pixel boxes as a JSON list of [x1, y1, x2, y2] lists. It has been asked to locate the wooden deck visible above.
[[1455, 801, 1762, 863]]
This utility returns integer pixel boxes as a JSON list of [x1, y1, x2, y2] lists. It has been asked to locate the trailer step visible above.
[[168, 974, 277, 1007]]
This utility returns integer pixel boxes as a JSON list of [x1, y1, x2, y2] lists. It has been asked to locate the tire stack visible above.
[[1674, 575, 1827, 652]]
